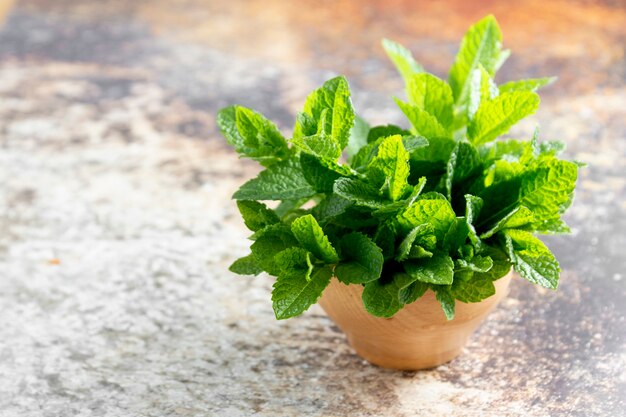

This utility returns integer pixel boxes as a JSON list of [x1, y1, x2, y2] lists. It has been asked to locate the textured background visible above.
[[0, 0, 625, 416]]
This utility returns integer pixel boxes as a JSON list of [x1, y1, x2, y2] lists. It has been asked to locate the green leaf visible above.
[[445, 140, 481, 200], [480, 205, 534, 238], [217, 106, 290, 166], [468, 92, 540, 145], [236, 200, 280, 231], [367, 125, 411, 143], [346, 115, 370, 161], [455, 255, 493, 273], [291, 133, 341, 160], [367, 135, 410, 201], [476, 245, 512, 281], [250, 224, 298, 275], [233, 159, 317, 201], [406, 73, 454, 128], [374, 222, 397, 261], [449, 15, 503, 106], [274, 247, 314, 281], [229, 254, 263, 276], [272, 266, 332, 319], [291, 214, 339, 263], [433, 285, 456, 320], [397, 196, 457, 242], [535, 218, 572, 235], [312, 194, 352, 222], [468, 65, 499, 121], [504, 229, 560, 289], [519, 158, 578, 224], [362, 272, 418, 318], [274, 197, 308, 218], [396, 223, 436, 261], [481, 139, 533, 164], [335, 233, 384, 284], [293, 76, 355, 151], [333, 177, 387, 208], [499, 77, 556, 94], [399, 280, 429, 304], [465, 195, 483, 247], [299, 153, 344, 193], [442, 217, 470, 252], [352, 134, 427, 170], [382, 38, 424, 83], [395, 98, 451, 139], [450, 272, 495, 303], [404, 254, 454, 285], [372, 176, 428, 218]]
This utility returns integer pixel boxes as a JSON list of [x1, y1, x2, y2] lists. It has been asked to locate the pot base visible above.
[[318, 273, 512, 370]]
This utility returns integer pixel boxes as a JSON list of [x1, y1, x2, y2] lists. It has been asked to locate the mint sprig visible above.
[[221, 15, 579, 320]]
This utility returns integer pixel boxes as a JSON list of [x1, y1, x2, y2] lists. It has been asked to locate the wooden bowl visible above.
[[318, 273, 512, 370]]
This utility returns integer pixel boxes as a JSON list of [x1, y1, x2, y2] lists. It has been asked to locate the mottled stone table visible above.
[[0, 1, 624, 416]]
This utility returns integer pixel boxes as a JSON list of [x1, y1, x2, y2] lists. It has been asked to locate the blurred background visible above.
[[0, 1, 624, 416]]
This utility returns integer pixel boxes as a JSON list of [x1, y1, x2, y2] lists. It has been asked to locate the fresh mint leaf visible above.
[[518, 158, 578, 223], [299, 153, 344, 193], [406, 73, 454, 128], [352, 134, 427, 170], [499, 77, 556, 93], [372, 177, 428, 218], [291, 214, 339, 263], [397, 196, 457, 242], [229, 254, 263, 276], [312, 194, 352, 222], [217, 105, 290, 166], [367, 135, 410, 201], [404, 254, 454, 285], [433, 285, 456, 320], [362, 272, 418, 318], [477, 245, 512, 281], [468, 92, 540, 145], [333, 177, 387, 208], [293, 76, 355, 151], [274, 197, 309, 218], [233, 159, 317, 201], [274, 247, 314, 281], [236, 200, 280, 231], [455, 255, 493, 273], [374, 222, 397, 261], [250, 224, 298, 275], [399, 280, 429, 304], [445, 140, 481, 200], [467, 65, 499, 121], [449, 15, 503, 107], [465, 195, 483, 247], [396, 224, 436, 261], [504, 229, 560, 289], [382, 38, 424, 84], [442, 217, 470, 252], [272, 265, 332, 319], [395, 98, 451, 139], [367, 125, 411, 143], [535, 218, 571, 235], [480, 205, 534, 239], [291, 132, 341, 160], [450, 272, 495, 303], [335, 232, 384, 284], [346, 115, 370, 161]]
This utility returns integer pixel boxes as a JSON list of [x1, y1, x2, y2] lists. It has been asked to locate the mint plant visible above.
[[219, 16, 579, 320]]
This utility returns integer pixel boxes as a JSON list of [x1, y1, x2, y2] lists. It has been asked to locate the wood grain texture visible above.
[[319, 274, 513, 370]]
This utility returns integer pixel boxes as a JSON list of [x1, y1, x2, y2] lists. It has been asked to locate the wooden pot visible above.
[[318, 273, 512, 370]]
